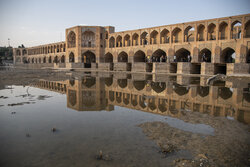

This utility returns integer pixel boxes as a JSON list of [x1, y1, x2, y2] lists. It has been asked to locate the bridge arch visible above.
[[175, 48, 191, 62], [199, 48, 211, 62], [61, 55, 65, 63], [82, 77, 96, 88], [140, 31, 148, 45], [172, 27, 182, 43], [134, 50, 146, 62], [160, 28, 170, 44], [101, 52, 113, 63], [151, 82, 166, 93], [82, 51, 96, 67], [118, 79, 127, 88], [221, 47, 235, 63], [184, 26, 195, 42], [132, 33, 139, 46], [231, 20, 242, 39], [116, 35, 122, 47], [123, 34, 131, 47], [109, 36, 115, 48], [118, 51, 128, 62], [152, 49, 167, 62], [48, 56, 52, 63], [43, 56, 46, 63], [208, 23, 216, 40], [133, 80, 146, 91], [67, 31, 76, 48], [197, 24, 205, 41], [219, 21, 228, 40], [150, 30, 158, 44], [69, 52, 75, 63]]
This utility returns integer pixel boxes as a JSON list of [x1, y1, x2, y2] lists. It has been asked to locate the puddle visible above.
[[0, 72, 249, 167]]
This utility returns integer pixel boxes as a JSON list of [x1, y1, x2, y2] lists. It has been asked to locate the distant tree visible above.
[[18, 44, 25, 48]]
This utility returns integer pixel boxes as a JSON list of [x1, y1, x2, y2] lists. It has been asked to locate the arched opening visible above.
[[43, 57, 46, 63], [22, 49, 27, 55], [101, 52, 113, 63], [105, 77, 113, 86], [61, 55, 65, 63], [118, 51, 128, 62], [69, 52, 75, 63], [139, 95, 146, 109], [151, 82, 166, 93], [244, 20, 250, 38], [82, 51, 96, 68], [48, 56, 52, 63], [158, 99, 167, 113], [109, 37, 115, 48], [197, 24, 205, 41], [134, 50, 146, 62], [219, 87, 233, 100], [231, 21, 242, 39], [221, 47, 235, 63], [219, 22, 228, 40], [184, 26, 195, 42], [133, 80, 146, 91], [140, 32, 148, 45], [116, 35, 122, 47], [197, 86, 209, 97], [173, 83, 189, 96], [116, 92, 122, 103], [118, 79, 127, 88], [16, 50, 21, 56], [82, 77, 96, 88], [160, 29, 170, 44], [208, 23, 216, 40], [199, 48, 211, 62], [67, 31, 76, 48], [131, 95, 138, 106], [152, 49, 166, 62], [123, 93, 130, 105], [54, 56, 59, 63], [38, 58, 41, 63], [82, 31, 95, 47], [148, 98, 156, 110], [132, 33, 139, 46], [150, 30, 158, 44], [123, 34, 131, 47], [172, 27, 182, 43], [175, 48, 191, 62]]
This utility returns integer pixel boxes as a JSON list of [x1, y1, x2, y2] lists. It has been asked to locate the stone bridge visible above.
[[14, 14, 250, 75]]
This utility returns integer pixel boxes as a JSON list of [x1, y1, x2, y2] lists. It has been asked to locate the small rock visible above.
[[51, 128, 57, 132]]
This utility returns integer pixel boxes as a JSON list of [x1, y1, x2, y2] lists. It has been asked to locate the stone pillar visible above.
[[177, 62, 192, 74], [201, 62, 215, 75]]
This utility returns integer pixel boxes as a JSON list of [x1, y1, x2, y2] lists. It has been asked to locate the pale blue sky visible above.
[[0, 0, 249, 47]]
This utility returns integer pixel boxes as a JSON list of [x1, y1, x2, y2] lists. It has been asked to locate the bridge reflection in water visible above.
[[33, 74, 250, 125]]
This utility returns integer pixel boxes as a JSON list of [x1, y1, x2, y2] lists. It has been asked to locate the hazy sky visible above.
[[0, 0, 249, 47]]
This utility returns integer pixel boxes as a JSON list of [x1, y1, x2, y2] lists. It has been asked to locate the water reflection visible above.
[[33, 74, 250, 124]]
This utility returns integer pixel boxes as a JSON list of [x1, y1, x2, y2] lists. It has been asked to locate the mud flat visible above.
[[138, 111, 250, 167]]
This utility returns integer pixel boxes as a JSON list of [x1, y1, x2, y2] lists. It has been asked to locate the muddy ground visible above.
[[138, 111, 250, 167]]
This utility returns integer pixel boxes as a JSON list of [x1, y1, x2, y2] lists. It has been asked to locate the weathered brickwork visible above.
[[14, 14, 250, 75]]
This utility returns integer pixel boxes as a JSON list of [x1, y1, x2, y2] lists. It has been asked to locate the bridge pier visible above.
[[98, 63, 113, 71], [226, 63, 250, 75], [114, 62, 131, 71]]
